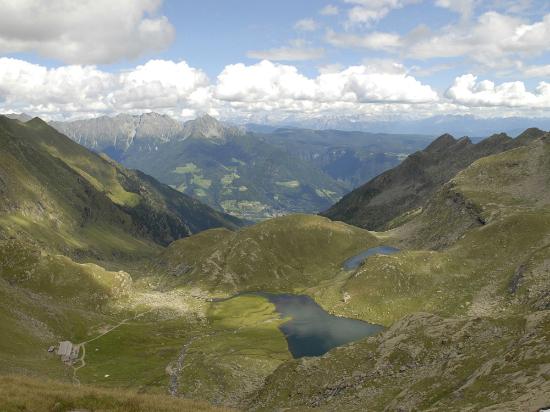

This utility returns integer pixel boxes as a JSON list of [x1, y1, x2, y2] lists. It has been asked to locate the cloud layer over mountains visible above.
[[0, 0, 548, 122], [0, 57, 548, 121]]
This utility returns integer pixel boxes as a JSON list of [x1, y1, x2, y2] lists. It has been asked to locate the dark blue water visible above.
[[342, 246, 400, 270], [258, 293, 384, 358]]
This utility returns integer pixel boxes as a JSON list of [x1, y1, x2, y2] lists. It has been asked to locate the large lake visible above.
[[258, 292, 383, 358]]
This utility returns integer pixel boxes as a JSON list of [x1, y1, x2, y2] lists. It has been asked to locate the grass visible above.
[[77, 316, 202, 391], [178, 295, 291, 405], [158, 214, 381, 294], [173, 163, 200, 174], [0, 375, 230, 412], [275, 180, 300, 188]]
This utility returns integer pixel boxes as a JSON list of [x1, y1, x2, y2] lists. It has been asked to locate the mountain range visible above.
[[0, 114, 548, 411], [0, 115, 241, 258], [322, 127, 547, 230], [247, 114, 550, 138], [50, 113, 433, 220]]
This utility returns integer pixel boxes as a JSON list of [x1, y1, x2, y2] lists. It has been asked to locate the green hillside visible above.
[[0, 124, 548, 411], [321, 129, 546, 230], [0, 116, 242, 259], [123, 133, 347, 221], [246, 133, 550, 410], [155, 214, 379, 293]]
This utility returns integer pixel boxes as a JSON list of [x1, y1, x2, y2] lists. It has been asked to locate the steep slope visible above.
[[50, 112, 185, 161], [181, 113, 244, 139], [0, 115, 241, 258], [247, 133, 550, 411], [0, 375, 225, 412], [52, 114, 435, 220], [249, 312, 550, 411], [321, 128, 546, 230], [123, 131, 347, 220]]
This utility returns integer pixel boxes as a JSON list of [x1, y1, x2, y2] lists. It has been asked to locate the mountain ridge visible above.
[[321, 128, 546, 230]]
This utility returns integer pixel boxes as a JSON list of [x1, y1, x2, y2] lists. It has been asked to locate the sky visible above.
[[0, 0, 549, 123]]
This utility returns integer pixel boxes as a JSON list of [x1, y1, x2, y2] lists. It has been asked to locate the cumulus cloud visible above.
[[405, 12, 550, 65], [343, 0, 419, 25], [246, 40, 325, 61], [326, 29, 401, 50], [0, 0, 174, 64], [435, 0, 477, 19], [0, 57, 441, 120], [294, 18, 318, 31], [521, 64, 550, 77], [215, 60, 438, 104], [328, 11, 550, 70], [320, 4, 339, 15], [446, 74, 550, 108], [0, 58, 208, 118]]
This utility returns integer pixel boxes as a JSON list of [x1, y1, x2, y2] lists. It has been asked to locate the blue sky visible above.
[[0, 0, 549, 122]]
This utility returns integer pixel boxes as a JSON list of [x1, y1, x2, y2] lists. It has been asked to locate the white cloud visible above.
[[446, 74, 550, 108], [320, 4, 339, 15], [0, 0, 174, 64], [326, 29, 401, 50], [294, 18, 318, 31], [327, 11, 550, 71], [343, 0, 419, 25], [405, 12, 550, 65], [521, 64, 550, 77], [0, 58, 440, 120], [3, 57, 549, 122], [0, 58, 208, 118], [215, 60, 438, 105], [435, 0, 477, 19], [246, 39, 325, 61]]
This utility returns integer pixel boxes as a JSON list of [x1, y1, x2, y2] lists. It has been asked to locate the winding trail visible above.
[[71, 309, 154, 385]]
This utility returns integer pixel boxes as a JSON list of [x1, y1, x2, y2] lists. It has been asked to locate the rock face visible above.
[[321, 129, 546, 230], [181, 114, 245, 140], [50, 113, 435, 220], [51, 113, 245, 161], [248, 312, 550, 411], [51, 112, 185, 160]]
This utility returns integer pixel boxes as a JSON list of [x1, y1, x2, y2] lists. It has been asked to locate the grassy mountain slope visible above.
[[0, 116, 241, 259], [155, 214, 379, 293], [249, 312, 550, 411], [321, 128, 546, 230], [246, 133, 550, 410], [1, 119, 549, 410], [0, 375, 230, 412], [123, 133, 347, 220]]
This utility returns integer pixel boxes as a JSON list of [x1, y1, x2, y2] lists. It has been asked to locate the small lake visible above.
[[342, 245, 400, 271], [258, 292, 384, 358]]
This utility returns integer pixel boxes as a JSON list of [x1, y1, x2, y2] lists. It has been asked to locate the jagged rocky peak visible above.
[[182, 114, 245, 139], [515, 127, 547, 143], [424, 133, 457, 152]]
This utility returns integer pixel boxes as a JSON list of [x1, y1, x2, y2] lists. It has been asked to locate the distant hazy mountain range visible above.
[[247, 115, 550, 139], [49, 113, 433, 220]]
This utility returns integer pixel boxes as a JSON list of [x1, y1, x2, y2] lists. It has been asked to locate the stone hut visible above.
[[57, 341, 79, 363]]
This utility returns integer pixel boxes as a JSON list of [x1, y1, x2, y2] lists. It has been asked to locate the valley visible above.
[[52, 113, 432, 220], [0, 116, 549, 411]]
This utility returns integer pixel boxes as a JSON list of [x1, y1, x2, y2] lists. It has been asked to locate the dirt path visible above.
[[71, 309, 154, 385]]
